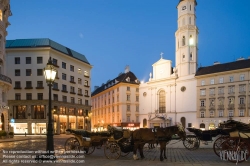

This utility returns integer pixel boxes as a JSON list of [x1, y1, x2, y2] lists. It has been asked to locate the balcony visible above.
[[70, 91, 76, 94], [239, 91, 246, 95], [14, 86, 22, 89], [217, 105, 224, 110], [209, 105, 215, 110], [70, 81, 76, 84], [52, 88, 59, 91], [61, 90, 68, 93], [218, 93, 224, 96], [199, 106, 206, 111], [0, 74, 12, 84], [238, 104, 246, 109], [77, 93, 83, 96], [228, 104, 234, 109], [209, 94, 215, 97]]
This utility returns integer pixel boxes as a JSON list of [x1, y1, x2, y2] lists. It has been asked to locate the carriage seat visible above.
[[230, 130, 250, 138]]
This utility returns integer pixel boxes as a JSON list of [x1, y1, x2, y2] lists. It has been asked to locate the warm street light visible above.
[[44, 57, 57, 159]]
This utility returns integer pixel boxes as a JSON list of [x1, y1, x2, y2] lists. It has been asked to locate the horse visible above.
[[131, 124, 186, 161]]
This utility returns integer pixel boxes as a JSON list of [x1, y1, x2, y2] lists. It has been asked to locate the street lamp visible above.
[[44, 57, 57, 158]]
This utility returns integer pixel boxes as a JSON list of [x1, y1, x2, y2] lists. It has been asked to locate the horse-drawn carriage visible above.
[[183, 120, 250, 163], [217, 120, 250, 163], [64, 126, 133, 159], [183, 126, 230, 154], [64, 124, 186, 161]]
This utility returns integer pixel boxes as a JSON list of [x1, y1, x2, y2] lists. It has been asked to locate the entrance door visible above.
[[60, 122, 66, 133], [180, 117, 186, 128], [1, 113, 4, 131]]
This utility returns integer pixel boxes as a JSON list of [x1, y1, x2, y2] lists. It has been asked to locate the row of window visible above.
[[54, 83, 89, 96], [200, 97, 246, 107], [95, 116, 139, 124], [14, 81, 89, 96], [94, 87, 139, 99], [93, 94, 139, 109], [200, 84, 248, 95], [15, 57, 43, 64], [12, 105, 88, 119], [93, 105, 139, 116], [61, 73, 89, 86], [14, 93, 89, 105], [14, 57, 90, 76], [200, 110, 248, 118], [201, 75, 245, 85], [14, 69, 43, 76]]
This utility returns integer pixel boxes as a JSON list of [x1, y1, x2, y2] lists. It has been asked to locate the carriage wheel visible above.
[[65, 137, 80, 151], [104, 142, 121, 160], [213, 135, 229, 157], [183, 135, 200, 150]]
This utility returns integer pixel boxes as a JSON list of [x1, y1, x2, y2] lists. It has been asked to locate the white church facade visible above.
[[139, 0, 198, 129]]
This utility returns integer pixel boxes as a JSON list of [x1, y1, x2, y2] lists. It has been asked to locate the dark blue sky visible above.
[[7, 0, 250, 90]]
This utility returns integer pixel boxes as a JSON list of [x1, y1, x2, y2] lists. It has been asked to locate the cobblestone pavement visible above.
[[0, 135, 249, 166]]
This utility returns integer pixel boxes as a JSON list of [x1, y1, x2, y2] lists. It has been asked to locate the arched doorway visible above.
[[209, 123, 215, 130], [1, 113, 4, 131], [200, 123, 205, 129], [180, 117, 186, 128], [143, 119, 147, 128]]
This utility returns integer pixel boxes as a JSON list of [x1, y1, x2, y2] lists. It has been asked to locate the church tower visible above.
[[175, 0, 198, 77]]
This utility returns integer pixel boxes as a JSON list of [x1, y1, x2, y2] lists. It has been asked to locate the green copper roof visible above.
[[6, 38, 90, 64]]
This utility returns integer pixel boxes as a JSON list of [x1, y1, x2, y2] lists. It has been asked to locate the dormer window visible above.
[[126, 77, 130, 82]]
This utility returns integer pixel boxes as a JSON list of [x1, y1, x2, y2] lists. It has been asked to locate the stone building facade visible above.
[[6, 38, 92, 134], [0, 0, 12, 132]]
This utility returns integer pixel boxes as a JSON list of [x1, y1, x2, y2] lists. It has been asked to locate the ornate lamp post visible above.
[[44, 57, 57, 157]]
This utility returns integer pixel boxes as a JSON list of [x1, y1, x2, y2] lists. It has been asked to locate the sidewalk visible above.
[[0, 134, 72, 143], [0, 135, 46, 143]]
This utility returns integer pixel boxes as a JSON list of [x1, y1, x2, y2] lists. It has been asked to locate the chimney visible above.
[[125, 65, 130, 73]]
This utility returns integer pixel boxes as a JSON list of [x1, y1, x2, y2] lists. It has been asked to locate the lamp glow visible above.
[[189, 36, 194, 46]]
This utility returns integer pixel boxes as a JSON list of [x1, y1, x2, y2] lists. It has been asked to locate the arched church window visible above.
[[182, 18, 185, 26], [189, 17, 191, 24], [182, 54, 185, 61], [159, 90, 166, 113], [190, 52, 193, 60], [190, 5, 191, 11], [182, 36, 185, 46]]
